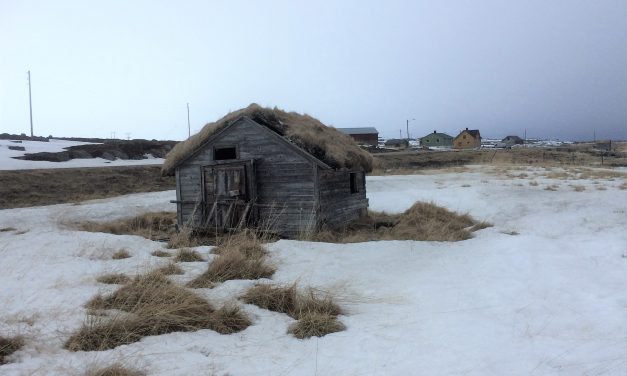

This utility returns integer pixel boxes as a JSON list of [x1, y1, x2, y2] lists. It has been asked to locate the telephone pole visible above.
[[28, 71, 34, 137], [187, 103, 191, 137]]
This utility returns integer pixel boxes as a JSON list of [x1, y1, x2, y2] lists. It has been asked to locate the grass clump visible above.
[[173, 248, 204, 262], [288, 312, 346, 339], [187, 248, 275, 288], [68, 272, 250, 351], [86, 364, 144, 376], [0, 335, 24, 364], [96, 273, 131, 285], [156, 262, 184, 275], [242, 283, 344, 338], [111, 249, 131, 260], [311, 201, 490, 243], [212, 232, 268, 260], [151, 250, 171, 257], [0, 227, 16, 232], [77, 212, 176, 241]]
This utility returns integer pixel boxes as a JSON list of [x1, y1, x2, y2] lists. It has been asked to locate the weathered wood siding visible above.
[[317, 169, 368, 228], [176, 117, 317, 237]]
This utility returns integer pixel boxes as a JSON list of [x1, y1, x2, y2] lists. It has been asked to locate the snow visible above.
[[1, 166, 626, 375], [0, 139, 164, 170]]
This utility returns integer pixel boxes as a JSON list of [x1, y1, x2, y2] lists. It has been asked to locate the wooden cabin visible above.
[[336, 127, 379, 147], [453, 128, 482, 149], [162, 104, 373, 238], [419, 131, 454, 147]]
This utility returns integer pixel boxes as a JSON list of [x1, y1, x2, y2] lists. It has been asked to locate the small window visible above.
[[214, 146, 237, 160], [349, 172, 358, 193], [462, 135, 466, 139]]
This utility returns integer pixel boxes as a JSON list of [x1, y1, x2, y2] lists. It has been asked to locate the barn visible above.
[[162, 104, 373, 238]]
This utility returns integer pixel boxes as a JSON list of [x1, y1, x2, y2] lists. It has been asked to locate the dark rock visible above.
[[101, 152, 116, 161], [8, 146, 26, 151], [69, 150, 92, 159], [17, 151, 70, 162]]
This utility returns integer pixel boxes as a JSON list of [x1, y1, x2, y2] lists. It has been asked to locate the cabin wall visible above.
[[176, 118, 317, 237], [317, 169, 368, 228]]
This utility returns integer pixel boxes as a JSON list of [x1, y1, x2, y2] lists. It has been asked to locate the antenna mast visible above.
[[28, 71, 34, 137], [187, 103, 191, 138]]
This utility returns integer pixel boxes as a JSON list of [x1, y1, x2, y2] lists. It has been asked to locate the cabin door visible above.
[[203, 160, 255, 229]]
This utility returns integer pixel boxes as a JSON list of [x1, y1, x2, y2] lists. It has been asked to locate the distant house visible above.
[[419, 131, 453, 147], [453, 128, 481, 149], [384, 139, 410, 149], [336, 127, 379, 147], [497, 135, 524, 148]]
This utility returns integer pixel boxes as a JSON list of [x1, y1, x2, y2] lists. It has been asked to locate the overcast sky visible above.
[[1, 0, 626, 141]]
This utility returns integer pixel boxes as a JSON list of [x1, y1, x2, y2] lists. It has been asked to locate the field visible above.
[[1, 163, 625, 375]]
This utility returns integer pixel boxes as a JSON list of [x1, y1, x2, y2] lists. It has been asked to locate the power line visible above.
[[28, 70, 34, 137]]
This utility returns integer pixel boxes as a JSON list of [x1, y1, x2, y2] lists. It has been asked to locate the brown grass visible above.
[[311, 202, 489, 243], [0, 335, 24, 364], [0, 166, 174, 209], [96, 273, 131, 285], [242, 284, 344, 338], [211, 232, 268, 260], [111, 249, 131, 260], [620, 182, 627, 190], [288, 312, 346, 339], [545, 185, 559, 191], [78, 212, 176, 241], [529, 180, 539, 186], [187, 248, 275, 288], [162, 104, 373, 174], [173, 248, 204, 262], [572, 185, 586, 192], [151, 250, 171, 257], [156, 263, 184, 275], [67, 272, 250, 351], [86, 364, 145, 376]]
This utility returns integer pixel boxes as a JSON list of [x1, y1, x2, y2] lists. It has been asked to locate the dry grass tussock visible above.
[[187, 248, 275, 288], [572, 185, 586, 192], [156, 262, 184, 275], [173, 248, 204, 262], [67, 272, 250, 351], [0, 335, 24, 365], [86, 364, 145, 376], [151, 250, 171, 257], [96, 273, 131, 285], [0, 227, 16, 232], [242, 284, 344, 338], [111, 249, 131, 260], [77, 212, 176, 241], [311, 201, 490, 243], [162, 103, 373, 174], [188, 232, 274, 288]]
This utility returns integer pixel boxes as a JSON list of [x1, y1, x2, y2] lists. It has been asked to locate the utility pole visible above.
[[187, 103, 191, 138], [28, 71, 34, 137]]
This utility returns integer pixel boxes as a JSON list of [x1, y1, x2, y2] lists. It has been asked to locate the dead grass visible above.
[[78, 212, 176, 241], [288, 312, 346, 339], [545, 185, 559, 191], [111, 249, 131, 260], [187, 248, 275, 288], [151, 250, 171, 257], [310, 201, 490, 243], [211, 232, 268, 260], [572, 185, 586, 192], [156, 263, 184, 275], [242, 283, 344, 338], [67, 272, 250, 351], [96, 273, 131, 285], [173, 248, 204, 262], [620, 182, 627, 190], [0, 227, 16, 232], [0, 165, 174, 210], [0, 335, 24, 365], [529, 180, 539, 186], [86, 364, 145, 376]]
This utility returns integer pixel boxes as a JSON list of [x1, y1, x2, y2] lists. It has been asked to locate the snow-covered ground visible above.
[[1, 166, 626, 375], [0, 139, 164, 170]]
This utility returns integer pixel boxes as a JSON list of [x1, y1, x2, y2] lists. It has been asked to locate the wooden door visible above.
[[203, 161, 254, 229]]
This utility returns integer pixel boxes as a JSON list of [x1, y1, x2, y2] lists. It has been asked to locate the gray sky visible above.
[[1, 0, 626, 141]]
